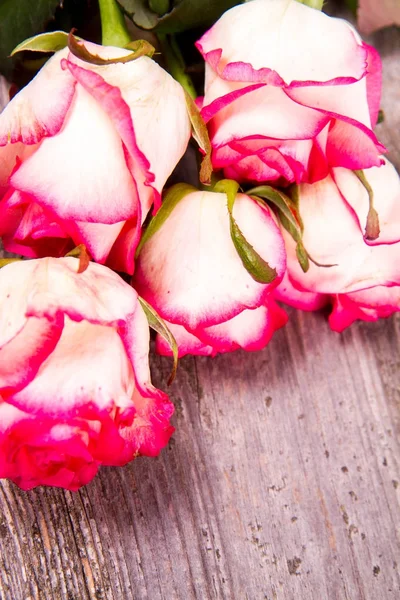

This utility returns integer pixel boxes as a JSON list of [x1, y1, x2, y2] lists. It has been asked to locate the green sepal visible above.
[[138, 296, 178, 385], [214, 179, 278, 284], [248, 185, 303, 238], [249, 185, 337, 273], [184, 90, 212, 185], [68, 32, 155, 66], [295, 241, 310, 273], [136, 183, 197, 257], [354, 169, 380, 241], [0, 258, 22, 269], [249, 185, 310, 273], [11, 31, 71, 56]]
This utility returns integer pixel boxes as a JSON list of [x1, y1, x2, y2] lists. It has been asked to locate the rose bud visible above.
[[0, 41, 191, 273], [133, 184, 287, 356], [0, 257, 174, 490], [275, 158, 400, 331], [196, 0, 384, 186]]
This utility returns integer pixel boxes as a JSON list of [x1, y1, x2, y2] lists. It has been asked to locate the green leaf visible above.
[[136, 183, 197, 257], [117, 0, 241, 33], [0, 0, 61, 76], [184, 90, 213, 185], [250, 184, 337, 273], [11, 30, 69, 56], [214, 179, 278, 284], [249, 185, 309, 273], [68, 32, 155, 66], [138, 296, 179, 385]]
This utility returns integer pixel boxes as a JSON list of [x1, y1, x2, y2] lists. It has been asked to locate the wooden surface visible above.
[[1, 17, 400, 600]]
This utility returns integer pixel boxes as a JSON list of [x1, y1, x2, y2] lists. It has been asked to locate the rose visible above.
[[358, 0, 400, 34], [0, 257, 174, 490], [196, 0, 384, 186], [133, 187, 287, 356], [0, 41, 191, 273], [275, 158, 400, 331]]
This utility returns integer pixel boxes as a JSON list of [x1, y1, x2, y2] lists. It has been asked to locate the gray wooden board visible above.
[[0, 14, 400, 600]]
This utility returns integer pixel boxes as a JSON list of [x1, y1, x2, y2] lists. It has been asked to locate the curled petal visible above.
[[0, 50, 76, 146], [197, 0, 367, 86]]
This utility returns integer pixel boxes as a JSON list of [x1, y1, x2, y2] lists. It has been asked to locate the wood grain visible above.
[[1, 13, 400, 600]]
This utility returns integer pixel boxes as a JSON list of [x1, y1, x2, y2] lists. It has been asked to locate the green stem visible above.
[[297, 0, 323, 9], [98, 0, 131, 47], [158, 34, 197, 99]]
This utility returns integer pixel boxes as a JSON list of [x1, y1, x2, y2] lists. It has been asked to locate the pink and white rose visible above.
[[0, 257, 174, 490], [197, 0, 384, 186], [275, 158, 400, 330], [0, 42, 191, 273], [134, 187, 287, 356]]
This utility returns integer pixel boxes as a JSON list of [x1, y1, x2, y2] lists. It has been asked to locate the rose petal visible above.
[[194, 301, 288, 354], [134, 191, 286, 329], [65, 50, 191, 217], [11, 86, 139, 224], [10, 319, 136, 417], [333, 158, 400, 245], [274, 271, 329, 311], [329, 286, 400, 331], [284, 175, 400, 294], [156, 321, 215, 357], [0, 50, 75, 146], [197, 0, 367, 86]]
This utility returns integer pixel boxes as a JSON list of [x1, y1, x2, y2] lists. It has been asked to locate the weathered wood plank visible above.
[[0, 311, 400, 600], [0, 11, 400, 600]]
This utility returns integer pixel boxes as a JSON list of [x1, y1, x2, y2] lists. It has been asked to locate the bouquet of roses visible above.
[[0, 0, 398, 490]]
